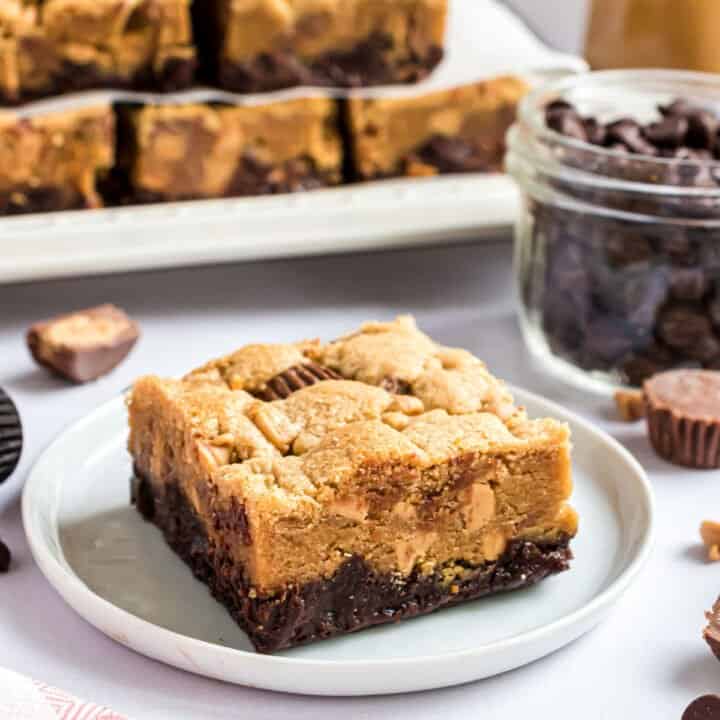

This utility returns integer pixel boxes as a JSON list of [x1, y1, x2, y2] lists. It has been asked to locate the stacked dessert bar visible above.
[[128, 317, 577, 652], [0, 0, 530, 215]]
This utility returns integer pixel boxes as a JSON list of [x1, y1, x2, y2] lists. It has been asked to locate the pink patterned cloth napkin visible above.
[[0, 668, 129, 720]]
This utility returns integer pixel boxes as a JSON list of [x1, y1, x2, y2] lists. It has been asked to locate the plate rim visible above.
[[22, 385, 655, 682]]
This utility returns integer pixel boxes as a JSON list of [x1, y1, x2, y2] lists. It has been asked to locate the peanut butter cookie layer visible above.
[[127, 316, 578, 652], [134, 471, 573, 653]]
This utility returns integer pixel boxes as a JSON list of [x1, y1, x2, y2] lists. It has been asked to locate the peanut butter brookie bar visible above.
[[0, 0, 195, 104], [116, 98, 343, 202], [128, 316, 577, 653], [346, 76, 529, 179], [197, 0, 448, 93], [0, 105, 114, 214]]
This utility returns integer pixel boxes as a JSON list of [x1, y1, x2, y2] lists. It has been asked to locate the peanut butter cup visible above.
[[0, 387, 22, 483], [644, 370, 720, 468]]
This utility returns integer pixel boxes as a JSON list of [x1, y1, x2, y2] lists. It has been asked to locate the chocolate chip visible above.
[[621, 350, 670, 386], [687, 333, 720, 363], [582, 317, 636, 366], [606, 119, 657, 155], [660, 99, 702, 118], [603, 230, 653, 267], [669, 267, 708, 300], [583, 117, 607, 145], [687, 111, 720, 150], [643, 115, 688, 148], [708, 296, 720, 328], [658, 304, 713, 350], [416, 135, 490, 173], [682, 695, 720, 720], [546, 107, 587, 142], [0, 539, 10, 573]]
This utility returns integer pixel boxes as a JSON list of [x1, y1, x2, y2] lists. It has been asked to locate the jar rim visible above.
[[516, 69, 720, 198]]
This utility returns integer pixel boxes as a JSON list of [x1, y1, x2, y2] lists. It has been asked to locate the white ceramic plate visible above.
[[23, 388, 653, 696]]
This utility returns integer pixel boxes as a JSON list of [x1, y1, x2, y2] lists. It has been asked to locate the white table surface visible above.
[[0, 239, 718, 719]]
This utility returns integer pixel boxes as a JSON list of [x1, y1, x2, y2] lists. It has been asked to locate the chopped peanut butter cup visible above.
[[28, 304, 140, 384], [256, 363, 341, 401], [0, 387, 22, 483], [644, 370, 720, 468]]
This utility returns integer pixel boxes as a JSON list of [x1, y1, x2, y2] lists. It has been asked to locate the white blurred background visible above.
[[504, 0, 589, 53]]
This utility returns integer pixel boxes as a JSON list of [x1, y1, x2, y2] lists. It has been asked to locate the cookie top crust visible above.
[[184, 315, 522, 422]]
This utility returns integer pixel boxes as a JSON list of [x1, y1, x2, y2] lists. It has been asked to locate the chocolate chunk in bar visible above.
[[0, 387, 22, 483], [257, 363, 341, 401], [27, 304, 140, 384]]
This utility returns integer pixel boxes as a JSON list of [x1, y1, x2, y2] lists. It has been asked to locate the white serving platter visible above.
[[0, 0, 585, 285], [23, 387, 654, 696]]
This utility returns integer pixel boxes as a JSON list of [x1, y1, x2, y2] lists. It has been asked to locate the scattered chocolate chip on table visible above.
[[27, 304, 140, 384]]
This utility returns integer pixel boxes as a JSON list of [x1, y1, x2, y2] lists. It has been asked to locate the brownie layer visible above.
[[133, 470, 572, 653], [0, 57, 197, 106], [0, 186, 87, 215], [216, 36, 443, 93]]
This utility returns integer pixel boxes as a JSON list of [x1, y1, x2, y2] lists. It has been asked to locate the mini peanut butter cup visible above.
[[257, 362, 340, 401], [0, 387, 22, 483], [644, 370, 720, 468]]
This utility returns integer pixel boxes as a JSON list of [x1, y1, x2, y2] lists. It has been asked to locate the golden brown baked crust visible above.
[[129, 315, 577, 596], [346, 76, 529, 178], [120, 98, 343, 201], [0, 0, 195, 103], [0, 104, 114, 212]]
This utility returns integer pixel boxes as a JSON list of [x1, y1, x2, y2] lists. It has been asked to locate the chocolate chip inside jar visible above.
[[518, 98, 720, 387]]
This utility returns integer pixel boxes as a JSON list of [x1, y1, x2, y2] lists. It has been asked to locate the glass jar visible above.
[[506, 70, 720, 393]]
